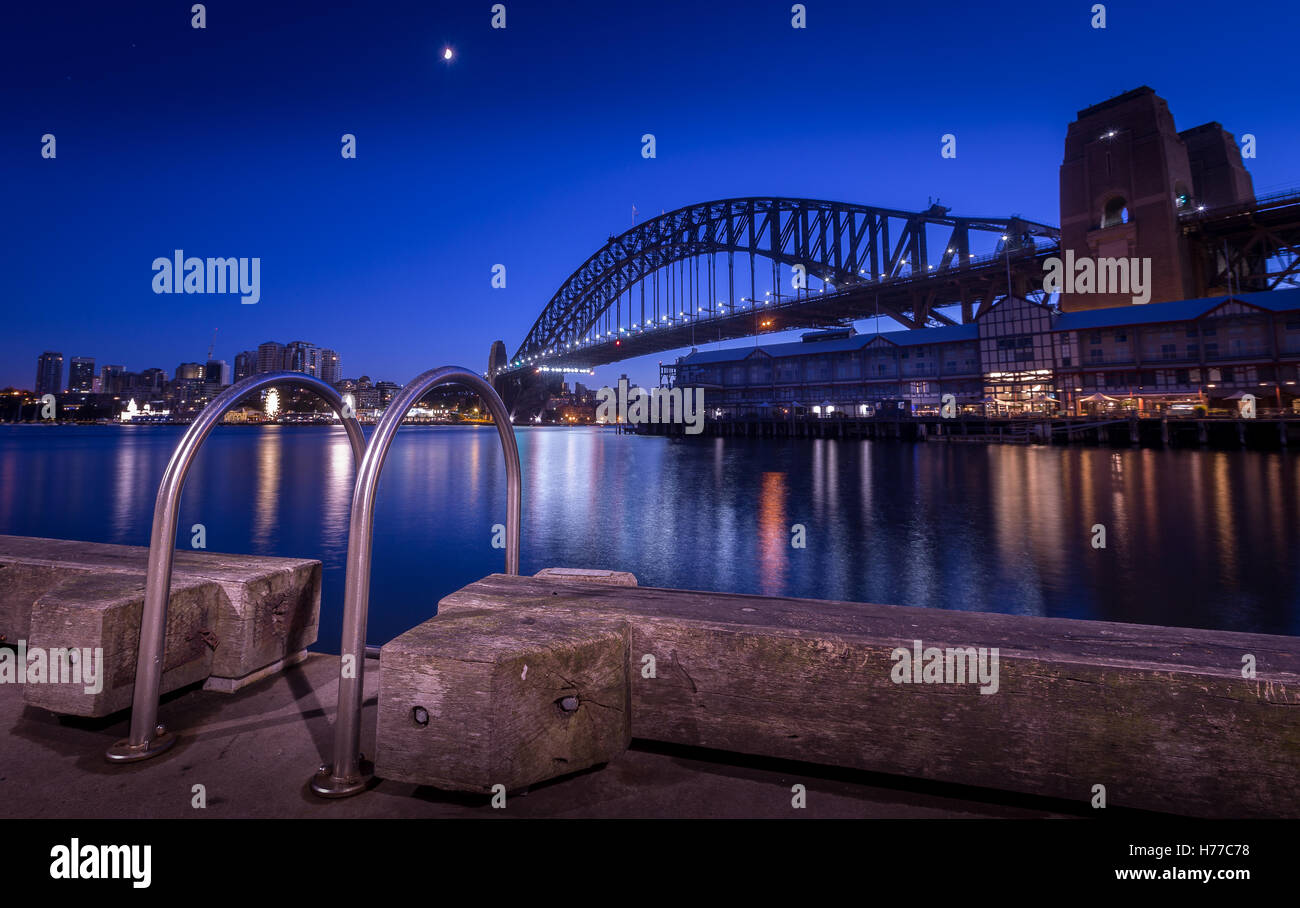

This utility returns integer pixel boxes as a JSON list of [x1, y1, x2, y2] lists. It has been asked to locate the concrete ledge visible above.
[[436, 573, 1300, 818], [0, 535, 321, 717]]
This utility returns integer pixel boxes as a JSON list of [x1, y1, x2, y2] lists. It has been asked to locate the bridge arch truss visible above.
[[509, 197, 1058, 370]]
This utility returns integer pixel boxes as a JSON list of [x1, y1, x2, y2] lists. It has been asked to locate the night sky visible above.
[[4, 0, 1297, 390]]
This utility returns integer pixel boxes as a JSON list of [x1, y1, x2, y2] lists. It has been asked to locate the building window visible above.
[[1101, 196, 1130, 228], [1161, 344, 1176, 360], [1090, 333, 1102, 345]]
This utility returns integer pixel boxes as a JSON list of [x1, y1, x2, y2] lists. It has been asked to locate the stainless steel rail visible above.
[[311, 366, 521, 797], [105, 372, 366, 763]]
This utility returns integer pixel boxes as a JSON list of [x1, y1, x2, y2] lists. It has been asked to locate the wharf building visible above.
[[676, 289, 1300, 417]]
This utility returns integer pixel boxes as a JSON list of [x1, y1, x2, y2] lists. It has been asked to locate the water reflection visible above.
[[0, 424, 1296, 652], [253, 427, 282, 548]]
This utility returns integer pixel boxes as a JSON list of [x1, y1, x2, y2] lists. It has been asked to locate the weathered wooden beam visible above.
[[22, 572, 219, 717], [433, 572, 1300, 818], [375, 612, 631, 793], [0, 535, 321, 716]]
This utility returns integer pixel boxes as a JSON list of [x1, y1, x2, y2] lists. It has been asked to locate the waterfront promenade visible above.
[[1, 651, 1067, 819]]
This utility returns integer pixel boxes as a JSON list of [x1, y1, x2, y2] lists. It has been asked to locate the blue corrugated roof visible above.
[[1054, 288, 1300, 331], [680, 323, 978, 365]]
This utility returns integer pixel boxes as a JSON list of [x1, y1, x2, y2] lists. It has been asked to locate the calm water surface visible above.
[[1, 424, 1296, 652]]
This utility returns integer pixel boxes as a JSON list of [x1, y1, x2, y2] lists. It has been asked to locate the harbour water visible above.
[[1, 424, 1296, 652]]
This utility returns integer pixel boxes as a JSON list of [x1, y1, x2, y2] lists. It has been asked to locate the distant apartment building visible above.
[[319, 349, 341, 384], [257, 341, 285, 374], [284, 341, 321, 376], [68, 357, 96, 392], [175, 362, 205, 382], [138, 368, 167, 393], [35, 352, 63, 395], [205, 359, 231, 387], [100, 364, 125, 393], [234, 350, 256, 382]]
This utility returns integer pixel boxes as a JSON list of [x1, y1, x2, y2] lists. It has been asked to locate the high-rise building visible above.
[[205, 359, 231, 387], [284, 341, 320, 376], [35, 352, 63, 395], [100, 364, 125, 393], [257, 341, 285, 374], [234, 350, 256, 382], [319, 349, 341, 384], [176, 362, 205, 381], [69, 357, 96, 392], [139, 368, 167, 393]]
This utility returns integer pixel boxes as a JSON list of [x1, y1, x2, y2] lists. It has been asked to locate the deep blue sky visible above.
[[3, 0, 1297, 390]]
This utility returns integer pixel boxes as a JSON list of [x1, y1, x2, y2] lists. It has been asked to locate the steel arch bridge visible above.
[[505, 197, 1059, 373]]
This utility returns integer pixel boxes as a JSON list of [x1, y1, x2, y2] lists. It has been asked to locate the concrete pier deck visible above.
[[2, 652, 1072, 819]]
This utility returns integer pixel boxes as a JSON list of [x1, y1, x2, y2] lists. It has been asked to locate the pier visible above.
[[629, 413, 1300, 449]]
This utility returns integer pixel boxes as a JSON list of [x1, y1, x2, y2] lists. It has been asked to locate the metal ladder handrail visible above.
[[105, 371, 366, 763], [311, 365, 520, 797]]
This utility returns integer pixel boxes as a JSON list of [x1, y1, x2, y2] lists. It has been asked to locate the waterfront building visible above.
[[34, 352, 63, 395], [675, 288, 1300, 417]]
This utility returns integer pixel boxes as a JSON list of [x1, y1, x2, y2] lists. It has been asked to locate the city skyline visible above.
[[20, 336, 351, 395]]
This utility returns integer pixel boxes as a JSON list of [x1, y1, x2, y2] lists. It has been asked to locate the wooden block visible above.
[[0, 562, 100, 643], [437, 573, 1300, 818], [22, 573, 220, 717], [0, 535, 321, 690], [534, 567, 638, 586], [375, 612, 631, 793]]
